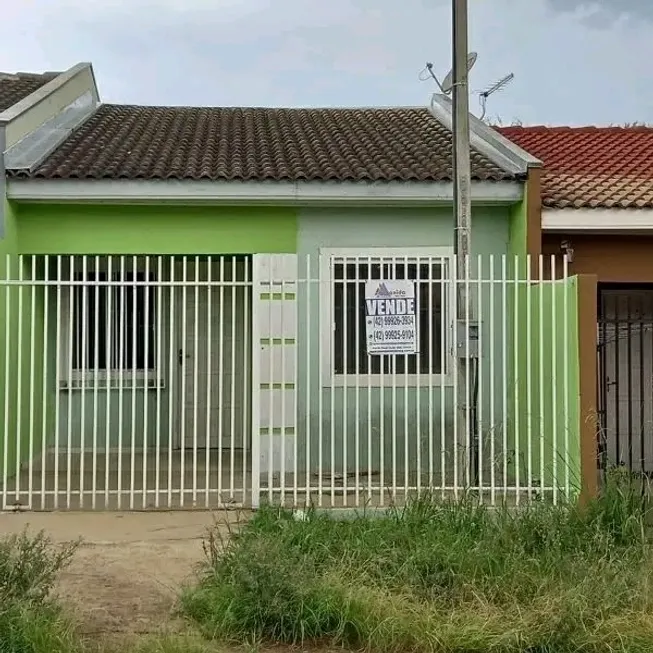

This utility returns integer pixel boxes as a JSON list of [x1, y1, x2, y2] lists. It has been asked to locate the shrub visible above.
[[0, 529, 80, 653], [0, 529, 78, 604]]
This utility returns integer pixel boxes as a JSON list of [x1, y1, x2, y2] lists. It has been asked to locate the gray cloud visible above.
[[545, 0, 653, 21], [2, 0, 653, 125]]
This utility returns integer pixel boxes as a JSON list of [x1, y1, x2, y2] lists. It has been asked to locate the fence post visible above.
[[577, 274, 598, 505]]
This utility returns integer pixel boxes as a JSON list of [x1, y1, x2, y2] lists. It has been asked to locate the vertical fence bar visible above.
[[415, 258, 422, 498], [180, 256, 188, 507], [391, 259, 397, 502], [2, 256, 10, 509], [204, 256, 212, 508], [242, 257, 250, 506], [41, 256, 50, 509], [15, 256, 24, 505], [403, 254, 409, 499], [250, 256, 260, 509], [366, 255, 373, 502], [330, 259, 336, 508], [304, 255, 311, 504], [489, 255, 496, 505], [79, 256, 87, 508], [376, 259, 388, 506], [500, 256, 508, 501], [266, 257, 274, 503], [513, 256, 520, 505], [464, 254, 471, 490], [341, 260, 348, 507], [354, 257, 361, 506], [65, 256, 74, 509], [167, 257, 175, 508], [129, 256, 138, 510], [538, 255, 545, 498], [550, 255, 558, 504], [318, 254, 325, 507], [626, 295, 633, 469], [117, 256, 126, 509], [54, 257, 62, 509], [192, 257, 200, 506], [104, 257, 113, 509], [218, 257, 226, 499], [91, 256, 100, 509], [155, 256, 163, 508], [452, 255, 459, 499], [562, 256, 570, 498], [143, 256, 151, 509], [639, 294, 646, 474], [526, 254, 533, 500], [439, 257, 446, 500], [427, 257, 434, 493], [476, 255, 483, 500], [230, 257, 238, 501], [292, 259, 299, 507], [28, 256, 37, 507], [279, 261, 286, 506]]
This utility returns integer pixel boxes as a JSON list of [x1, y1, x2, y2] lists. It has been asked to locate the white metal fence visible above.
[[0, 253, 576, 511]]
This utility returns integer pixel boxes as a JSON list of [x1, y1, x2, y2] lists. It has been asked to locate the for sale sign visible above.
[[364, 280, 417, 355]]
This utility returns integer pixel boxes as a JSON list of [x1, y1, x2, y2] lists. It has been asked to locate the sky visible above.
[[2, 0, 651, 126]]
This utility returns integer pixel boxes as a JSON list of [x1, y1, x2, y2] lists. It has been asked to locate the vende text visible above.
[[365, 298, 415, 316]]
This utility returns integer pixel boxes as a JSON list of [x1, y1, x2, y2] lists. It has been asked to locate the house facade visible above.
[[500, 125, 653, 483], [0, 65, 590, 511]]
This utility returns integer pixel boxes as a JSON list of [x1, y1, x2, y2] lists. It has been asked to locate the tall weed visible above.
[[182, 480, 653, 652]]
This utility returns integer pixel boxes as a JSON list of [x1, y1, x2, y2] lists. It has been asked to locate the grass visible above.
[[181, 474, 653, 653], [0, 529, 80, 653]]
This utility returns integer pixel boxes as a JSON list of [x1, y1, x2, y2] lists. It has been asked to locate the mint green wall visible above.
[[0, 202, 56, 486], [13, 203, 298, 254], [295, 206, 512, 485], [513, 276, 581, 495], [508, 192, 528, 258], [3, 203, 297, 458]]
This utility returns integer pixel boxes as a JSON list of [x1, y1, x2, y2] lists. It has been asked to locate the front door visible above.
[[178, 258, 250, 450]]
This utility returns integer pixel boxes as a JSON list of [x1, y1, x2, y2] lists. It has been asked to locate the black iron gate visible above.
[[597, 285, 653, 475]]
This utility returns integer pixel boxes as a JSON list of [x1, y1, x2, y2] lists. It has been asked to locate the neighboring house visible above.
[[499, 125, 653, 479], [0, 69, 592, 511]]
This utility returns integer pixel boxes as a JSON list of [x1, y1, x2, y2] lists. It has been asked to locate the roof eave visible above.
[[429, 94, 542, 175], [6, 178, 523, 206]]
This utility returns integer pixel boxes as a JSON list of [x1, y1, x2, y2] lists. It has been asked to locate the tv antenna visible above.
[[420, 54, 514, 120], [477, 73, 514, 120]]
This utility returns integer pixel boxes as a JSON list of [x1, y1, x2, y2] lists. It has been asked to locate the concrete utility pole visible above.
[[452, 0, 474, 485]]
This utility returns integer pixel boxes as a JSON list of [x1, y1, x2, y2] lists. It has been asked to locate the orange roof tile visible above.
[[497, 125, 653, 209]]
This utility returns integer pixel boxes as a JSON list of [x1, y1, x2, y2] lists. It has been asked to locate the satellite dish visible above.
[[440, 51, 477, 95]]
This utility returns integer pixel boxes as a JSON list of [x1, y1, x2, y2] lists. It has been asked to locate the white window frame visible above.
[[58, 261, 162, 390], [319, 246, 455, 388]]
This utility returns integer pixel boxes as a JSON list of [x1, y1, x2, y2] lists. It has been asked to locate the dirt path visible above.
[[0, 510, 248, 638]]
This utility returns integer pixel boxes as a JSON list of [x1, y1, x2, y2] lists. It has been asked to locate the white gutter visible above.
[[543, 208, 653, 231], [6, 178, 523, 205]]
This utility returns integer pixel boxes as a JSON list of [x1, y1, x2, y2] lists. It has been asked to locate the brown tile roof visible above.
[[8, 104, 516, 182], [497, 125, 653, 209], [0, 71, 60, 113]]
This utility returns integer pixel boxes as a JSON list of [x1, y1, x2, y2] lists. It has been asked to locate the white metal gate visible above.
[[0, 252, 578, 511], [0, 255, 252, 510], [251, 252, 578, 509]]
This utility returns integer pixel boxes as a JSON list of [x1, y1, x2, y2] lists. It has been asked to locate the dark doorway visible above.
[[597, 285, 653, 475]]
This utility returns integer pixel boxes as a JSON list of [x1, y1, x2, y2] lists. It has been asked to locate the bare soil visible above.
[[0, 510, 249, 640]]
